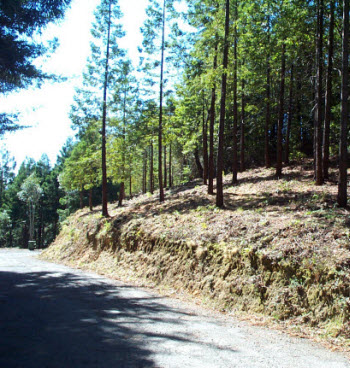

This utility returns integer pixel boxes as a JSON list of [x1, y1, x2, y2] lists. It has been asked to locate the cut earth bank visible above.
[[41, 165, 350, 354]]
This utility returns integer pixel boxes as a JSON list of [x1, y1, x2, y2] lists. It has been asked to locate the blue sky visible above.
[[1, 0, 148, 168]]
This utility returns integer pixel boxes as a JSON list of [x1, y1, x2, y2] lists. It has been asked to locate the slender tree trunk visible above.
[[158, 0, 166, 203], [276, 43, 286, 179], [150, 141, 154, 194], [232, 0, 238, 183], [315, 0, 324, 185], [41, 223, 45, 249], [101, 1, 112, 217], [240, 77, 246, 172], [129, 174, 132, 198], [285, 64, 294, 165], [79, 189, 84, 209], [323, 0, 334, 180], [265, 62, 271, 168], [194, 148, 204, 178], [89, 188, 93, 211], [143, 149, 147, 193], [208, 46, 217, 195], [169, 143, 172, 188], [38, 207, 42, 248], [164, 145, 167, 188], [297, 73, 303, 151], [9, 222, 13, 248], [338, 0, 349, 207], [29, 204, 34, 241], [216, 0, 230, 208], [180, 154, 184, 183], [265, 14, 271, 168], [202, 103, 209, 185], [119, 87, 127, 207]]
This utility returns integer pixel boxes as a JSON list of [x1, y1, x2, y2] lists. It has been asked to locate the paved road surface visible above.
[[0, 249, 349, 368]]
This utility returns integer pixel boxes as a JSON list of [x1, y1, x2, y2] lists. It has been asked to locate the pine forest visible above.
[[2, 0, 350, 350]]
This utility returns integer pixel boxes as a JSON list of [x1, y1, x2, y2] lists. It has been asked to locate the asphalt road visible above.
[[0, 249, 349, 368]]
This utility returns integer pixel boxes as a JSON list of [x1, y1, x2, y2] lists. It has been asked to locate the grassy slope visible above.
[[41, 161, 350, 352]]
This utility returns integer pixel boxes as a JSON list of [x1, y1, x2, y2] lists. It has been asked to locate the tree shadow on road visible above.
[[0, 270, 237, 368]]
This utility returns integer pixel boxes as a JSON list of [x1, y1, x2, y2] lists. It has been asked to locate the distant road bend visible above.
[[0, 249, 349, 368]]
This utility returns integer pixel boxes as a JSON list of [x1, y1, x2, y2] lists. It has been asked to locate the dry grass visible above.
[[103, 162, 350, 268]]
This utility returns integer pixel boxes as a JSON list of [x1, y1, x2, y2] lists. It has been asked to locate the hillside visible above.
[[41, 162, 350, 352]]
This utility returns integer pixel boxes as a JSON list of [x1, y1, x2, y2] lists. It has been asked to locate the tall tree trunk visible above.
[[297, 72, 303, 151], [169, 143, 172, 188], [101, 0, 111, 217], [119, 86, 127, 207], [29, 204, 34, 241], [143, 149, 147, 193], [276, 43, 286, 178], [323, 0, 334, 180], [240, 77, 245, 172], [216, 0, 230, 208], [158, 0, 166, 203], [232, 0, 238, 183], [129, 175, 132, 198], [150, 141, 154, 194], [202, 103, 209, 185], [265, 62, 271, 168], [338, 0, 349, 207], [208, 46, 218, 195], [39, 220, 44, 249], [315, 0, 324, 185], [164, 145, 167, 188], [265, 14, 271, 168], [194, 148, 204, 178], [79, 189, 84, 209], [89, 188, 93, 211], [38, 208, 42, 248], [285, 64, 294, 165]]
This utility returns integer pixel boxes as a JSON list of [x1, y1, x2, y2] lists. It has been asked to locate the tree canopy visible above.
[[2, 0, 350, 249], [0, 0, 72, 93], [0, 0, 72, 134]]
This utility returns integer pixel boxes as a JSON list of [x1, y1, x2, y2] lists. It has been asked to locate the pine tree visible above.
[[323, 0, 335, 180], [74, 0, 125, 216], [232, 1, 239, 184], [314, 0, 324, 185], [276, 43, 286, 179], [338, 0, 349, 207], [216, 0, 230, 208], [140, 0, 178, 202]]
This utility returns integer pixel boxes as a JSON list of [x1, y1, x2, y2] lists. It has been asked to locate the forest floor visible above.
[[41, 159, 350, 354]]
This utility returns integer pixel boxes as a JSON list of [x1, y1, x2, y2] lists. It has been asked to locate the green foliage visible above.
[[17, 173, 43, 241], [0, 0, 73, 134], [17, 174, 42, 205], [0, 153, 66, 248], [59, 124, 101, 193], [41, 0, 348, 220], [0, 0, 72, 93], [0, 210, 11, 247]]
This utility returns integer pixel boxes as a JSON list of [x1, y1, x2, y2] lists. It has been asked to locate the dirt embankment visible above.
[[41, 164, 350, 351]]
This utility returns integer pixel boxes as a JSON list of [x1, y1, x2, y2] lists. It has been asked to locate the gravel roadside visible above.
[[0, 249, 349, 368]]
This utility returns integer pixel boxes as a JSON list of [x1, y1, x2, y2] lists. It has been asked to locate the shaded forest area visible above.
[[1, 0, 350, 248], [65, 0, 350, 214]]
